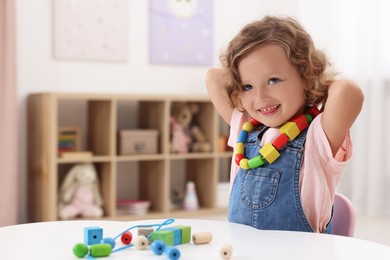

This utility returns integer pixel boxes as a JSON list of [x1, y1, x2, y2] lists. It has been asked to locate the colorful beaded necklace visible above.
[[235, 106, 321, 169]]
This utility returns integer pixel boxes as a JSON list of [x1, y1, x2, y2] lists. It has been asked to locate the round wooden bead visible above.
[[239, 158, 249, 169], [220, 244, 233, 259], [73, 243, 89, 258], [237, 130, 248, 143], [242, 121, 254, 132], [121, 231, 133, 245], [235, 154, 244, 165], [164, 246, 181, 260], [151, 240, 165, 255], [101, 237, 115, 248], [134, 235, 149, 250], [192, 232, 213, 245]]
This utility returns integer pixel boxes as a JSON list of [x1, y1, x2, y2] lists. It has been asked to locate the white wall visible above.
[[16, 0, 317, 223]]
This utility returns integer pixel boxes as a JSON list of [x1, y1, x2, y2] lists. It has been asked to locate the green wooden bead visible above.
[[248, 156, 266, 168], [73, 243, 89, 258], [305, 114, 313, 124]]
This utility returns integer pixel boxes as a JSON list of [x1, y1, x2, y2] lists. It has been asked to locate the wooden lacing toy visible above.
[[235, 106, 321, 169]]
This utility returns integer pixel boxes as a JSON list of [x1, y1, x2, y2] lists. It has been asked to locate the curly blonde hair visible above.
[[220, 15, 336, 111]]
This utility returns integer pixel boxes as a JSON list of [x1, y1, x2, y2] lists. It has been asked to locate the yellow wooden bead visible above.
[[242, 122, 254, 132], [279, 122, 300, 141], [239, 158, 249, 169], [235, 142, 245, 155], [259, 143, 280, 164]]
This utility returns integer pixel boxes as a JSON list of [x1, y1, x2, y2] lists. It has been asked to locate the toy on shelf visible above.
[[58, 163, 103, 220], [183, 181, 199, 211], [170, 102, 211, 153]]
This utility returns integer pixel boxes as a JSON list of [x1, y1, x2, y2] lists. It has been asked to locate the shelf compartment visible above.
[[116, 160, 168, 216]]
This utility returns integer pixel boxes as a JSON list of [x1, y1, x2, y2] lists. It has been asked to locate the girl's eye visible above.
[[243, 84, 253, 91], [268, 77, 280, 85]]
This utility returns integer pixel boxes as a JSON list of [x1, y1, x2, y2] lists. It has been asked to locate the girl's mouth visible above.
[[259, 104, 280, 115]]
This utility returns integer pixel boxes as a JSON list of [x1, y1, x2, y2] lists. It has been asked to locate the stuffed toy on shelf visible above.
[[170, 102, 212, 153], [58, 163, 104, 220]]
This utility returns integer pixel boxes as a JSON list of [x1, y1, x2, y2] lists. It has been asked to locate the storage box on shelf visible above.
[[28, 93, 231, 222]]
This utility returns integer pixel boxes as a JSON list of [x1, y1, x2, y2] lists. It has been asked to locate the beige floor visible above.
[[192, 214, 390, 247]]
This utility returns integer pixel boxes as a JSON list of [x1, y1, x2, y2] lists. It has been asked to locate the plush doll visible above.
[[170, 102, 212, 153], [58, 163, 104, 220]]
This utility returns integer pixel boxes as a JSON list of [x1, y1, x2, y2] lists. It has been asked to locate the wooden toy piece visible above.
[[173, 225, 191, 244], [272, 133, 289, 150], [259, 143, 280, 164], [291, 114, 309, 131], [101, 237, 115, 248], [151, 240, 166, 255], [248, 155, 266, 168], [151, 229, 174, 246], [239, 158, 249, 169], [164, 246, 181, 260], [220, 244, 233, 259], [84, 226, 103, 245], [138, 227, 154, 237], [165, 227, 182, 245], [121, 231, 133, 245], [90, 243, 112, 257], [306, 106, 321, 118], [183, 181, 199, 211], [73, 243, 89, 258], [192, 231, 213, 245], [279, 121, 300, 141], [134, 235, 149, 250]]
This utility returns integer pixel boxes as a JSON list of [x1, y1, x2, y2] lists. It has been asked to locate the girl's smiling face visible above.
[[238, 44, 307, 128]]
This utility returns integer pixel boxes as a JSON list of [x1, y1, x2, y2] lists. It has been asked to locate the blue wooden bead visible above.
[[84, 226, 103, 245], [101, 237, 115, 249], [151, 240, 166, 255], [237, 130, 248, 143], [164, 246, 181, 260]]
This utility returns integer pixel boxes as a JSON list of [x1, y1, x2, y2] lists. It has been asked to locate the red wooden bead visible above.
[[235, 154, 244, 165], [250, 118, 260, 126], [272, 134, 289, 150], [306, 106, 320, 118], [291, 114, 308, 132], [121, 231, 133, 245]]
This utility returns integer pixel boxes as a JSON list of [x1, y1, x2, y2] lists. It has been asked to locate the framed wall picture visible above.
[[149, 0, 214, 66], [53, 0, 128, 62]]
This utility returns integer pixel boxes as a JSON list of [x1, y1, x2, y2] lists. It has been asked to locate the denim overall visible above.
[[228, 125, 333, 233]]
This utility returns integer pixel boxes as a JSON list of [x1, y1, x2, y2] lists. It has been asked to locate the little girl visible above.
[[205, 16, 364, 233]]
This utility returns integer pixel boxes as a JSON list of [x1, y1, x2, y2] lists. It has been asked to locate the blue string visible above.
[[111, 218, 175, 253]]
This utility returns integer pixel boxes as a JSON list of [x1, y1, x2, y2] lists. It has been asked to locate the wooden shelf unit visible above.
[[28, 93, 231, 222]]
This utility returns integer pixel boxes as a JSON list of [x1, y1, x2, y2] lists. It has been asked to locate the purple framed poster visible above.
[[149, 0, 214, 66]]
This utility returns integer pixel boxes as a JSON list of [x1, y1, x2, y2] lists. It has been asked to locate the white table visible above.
[[0, 218, 389, 259]]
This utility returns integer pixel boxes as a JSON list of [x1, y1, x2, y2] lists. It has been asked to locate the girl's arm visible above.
[[321, 79, 364, 156], [205, 68, 234, 125]]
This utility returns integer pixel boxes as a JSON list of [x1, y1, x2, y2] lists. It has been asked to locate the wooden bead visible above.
[[242, 122, 254, 132], [121, 231, 133, 245], [306, 106, 320, 118], [134, 235, 149, 250], [235, 142, 245, 154], [290, 114, 308, 131], [220, 244, 233, 259], [279, 122, 300, 141], [272, 133, 289, 150], [192, 232, 213, 245], [90, 244, 112, 257], [250, 118, 260, 126], [248, 155, 266, 168], [235, 154, 244, 165], [259, 143, 280, 164], [237, 130, 248, 143], [239, 158, 249, 169]]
